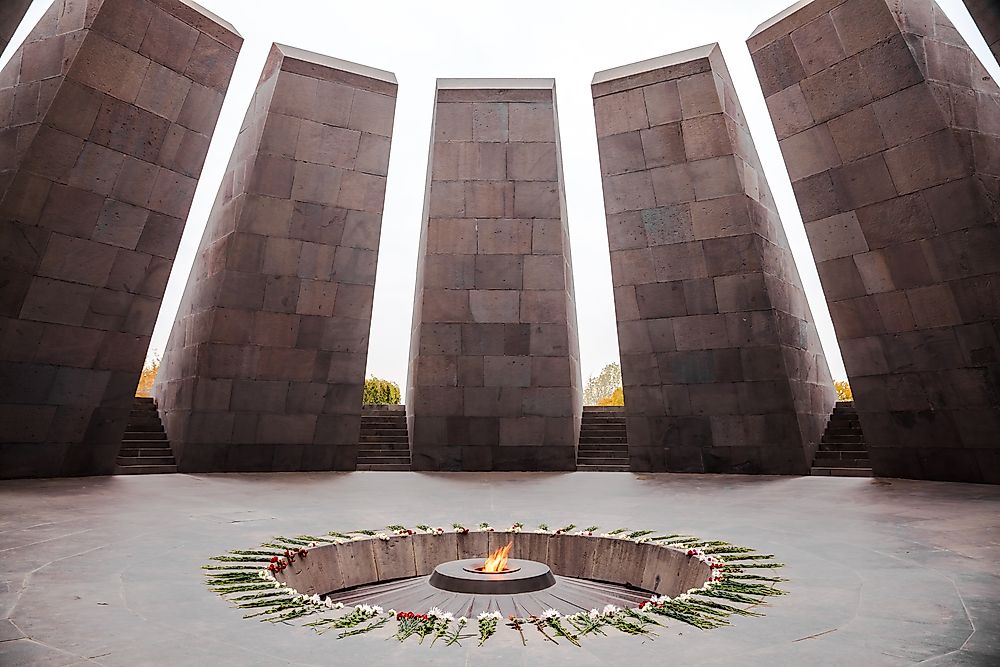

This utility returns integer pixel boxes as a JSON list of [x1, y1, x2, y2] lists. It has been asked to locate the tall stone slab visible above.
[[750, 0, 1000, 483], [407, 79, 582, 471], [592, 45, 835, 474], [154, 44, 396, 472], [963, 0, 1000, 65], [0, 0, 241, 478], [0, 0, 33, 54]]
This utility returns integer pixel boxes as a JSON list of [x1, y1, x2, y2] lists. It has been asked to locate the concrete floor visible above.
[[0, 472, 998, 666]]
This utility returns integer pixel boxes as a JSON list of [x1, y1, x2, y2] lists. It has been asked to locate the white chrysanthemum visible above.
[[541, 608, 561, 619], [477, 611, 502, 621], [374, 532, 390, 541], [428, 606, 445, 619], [309, 594, 321, 604], [602, 604, 619, 615], [334, 602, 345, 609], [373, 606, 384, 614], [588, 609, 600, 619]]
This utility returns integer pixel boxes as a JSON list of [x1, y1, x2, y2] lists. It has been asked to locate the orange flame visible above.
[[482, 541, 513, 572]]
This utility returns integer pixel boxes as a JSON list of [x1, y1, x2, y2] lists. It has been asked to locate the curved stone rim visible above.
[[204, 524, 787, 647]]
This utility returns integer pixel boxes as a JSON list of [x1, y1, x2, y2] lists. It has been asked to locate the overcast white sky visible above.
[[4, 0, 998, 396]]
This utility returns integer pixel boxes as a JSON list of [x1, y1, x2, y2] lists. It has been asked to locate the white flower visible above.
[[511, 525, 522, 532], [443, 612, 454, 622], [541, 608, 561, 619], [309, 594, 321, 604], [373, 606, 384, 614], [374, 532, 390, 541], [457, 616, 468, 624], [388, 609, 397, 616], [428, 606, 445, 619], [477, 611, 502, 621], [334, 602, 345, 609], [602, 604, 619, 615], [434, 527, 445, 534], [588, 609, 600, 619], [600, 533, 615, 539]]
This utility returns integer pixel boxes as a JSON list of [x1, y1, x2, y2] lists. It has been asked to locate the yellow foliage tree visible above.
[[834, 380, 853, 402], [135, 356, 160, 398], [597, 386, 624, 406]]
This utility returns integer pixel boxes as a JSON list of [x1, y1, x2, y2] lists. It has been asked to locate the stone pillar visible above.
[[154, 44, 396, 472], [592, 44, 835, 474], [0, 0, 241, 478], [0, 0, 33, 54], [407, 79, 582, 471], [963, 0, 1000, 65], [749, 0, 1000, 483]]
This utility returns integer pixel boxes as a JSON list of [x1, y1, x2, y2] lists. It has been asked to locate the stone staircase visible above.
[[358, 405, 411, 470], [115, 397, 177, 474], [811, 401, 872, 477], [577, 406, 629, 471]]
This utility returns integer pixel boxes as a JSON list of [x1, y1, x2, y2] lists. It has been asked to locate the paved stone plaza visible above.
[[0, 472, 997, 665]]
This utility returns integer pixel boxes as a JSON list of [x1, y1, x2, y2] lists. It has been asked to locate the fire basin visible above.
[[429, 558, 556, 594]]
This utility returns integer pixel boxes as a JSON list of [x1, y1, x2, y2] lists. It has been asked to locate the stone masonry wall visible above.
[[749, 0, 1000, 482], [0, 0, 240, 478], [406, 79, 582, 471], [592, 44, 836, 473], [0, 0, 33, 54], [154, 44, 396, 472], [963, 0, 1000, 65]]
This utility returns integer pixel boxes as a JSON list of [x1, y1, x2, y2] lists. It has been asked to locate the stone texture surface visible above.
[[407, 80, 582, 471], [0, 0, 32, 55], [0, 0, 241, 479], [964, 0, 1000, 65], [750, 0, 1000, 484], [592, 44, 835, 474], [153, 44, 396, 472], [0, 472, 997, 663]]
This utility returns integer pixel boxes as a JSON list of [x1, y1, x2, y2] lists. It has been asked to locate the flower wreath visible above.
[[204, 522, 785, 646]]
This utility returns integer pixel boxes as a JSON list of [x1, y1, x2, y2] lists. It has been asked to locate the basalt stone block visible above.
[[407, 79, 582, 471], [154, 44, 396, 472], [0, 0, 241, 479], [593, 44, 835, 474], [751, 0, 1000, 483], [963, 0, 1000, 65], [0, 0, 32, 55]]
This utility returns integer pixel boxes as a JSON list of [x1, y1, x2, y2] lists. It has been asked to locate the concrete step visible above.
[[576, 464, 630, 472], [577, 449, 629, 458], [125, 422, 163, 431], [813, 458, 871, 468], [357, 459, 412, 466], [121, 439, 172, 447], [580, 437, 628, 444], [580, 426, 627, 433], [577, 457, 630, 466], [822, 434, 864, 443], [356, 464, 411, 471], [360, 428, 408, 435], [119, 447, 175, 458], [361, 410, 406, 417], [360, 435, 410, 444], [123, 431, 167, 440], [113, 464, 177, 475], [358, 450, 411, 458], [815, 450, 868, 459], [357, 442, 410, 451], [116, 455, 176, 466], [810, 466, 872, 477]]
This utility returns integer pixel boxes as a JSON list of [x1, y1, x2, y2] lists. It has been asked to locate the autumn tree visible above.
[[583, 362, 622, 405], [135, 354, 160, 398], [834, 380, 853, 401]]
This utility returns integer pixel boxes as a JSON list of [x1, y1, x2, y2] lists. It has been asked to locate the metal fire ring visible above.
[[429, 558, 556, 594]]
